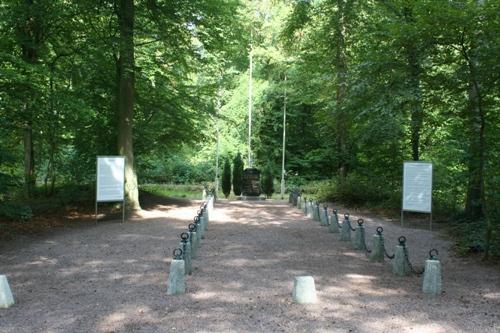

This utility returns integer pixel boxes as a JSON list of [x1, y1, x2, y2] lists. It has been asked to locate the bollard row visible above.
[[167, 194, 215, 295], [294, 197, 442, 295]]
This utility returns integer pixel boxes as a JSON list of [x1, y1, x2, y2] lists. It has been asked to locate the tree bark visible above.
[[20, 0, 39, 199], [464, 53, 485, 219], [335, 0, 349, 180], [23, 120, 35, 198], [117, 0, 141, 211], [402, 6, 424, 161]]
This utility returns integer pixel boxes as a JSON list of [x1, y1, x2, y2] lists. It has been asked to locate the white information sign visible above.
[[96, 156, 125, 202], [402, 162, 433, 213]]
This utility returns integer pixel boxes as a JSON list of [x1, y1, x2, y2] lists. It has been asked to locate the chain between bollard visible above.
[[345, 214, 356, 231], [357, 219, 372, 255], [400, 236, 426, 275], [377, 227, 395, 259], [333, 209, 342, 228]]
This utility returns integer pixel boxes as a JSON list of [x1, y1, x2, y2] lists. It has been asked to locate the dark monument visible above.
[[242, 168, 261, 196]]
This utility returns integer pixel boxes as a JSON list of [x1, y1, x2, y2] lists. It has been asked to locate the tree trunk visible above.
[[20, 0, 39, 199], [402, 6, 424, 161], [117, 0, 141, 211], [335, 0, 349, 180], [464, 56, 485, 219], [23, 120, 35, 198]]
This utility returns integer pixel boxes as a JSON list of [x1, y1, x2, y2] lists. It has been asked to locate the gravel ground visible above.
[[0, 200, 499, 333]]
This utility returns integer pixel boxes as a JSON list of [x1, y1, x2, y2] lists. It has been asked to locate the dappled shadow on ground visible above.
[[0, 200, 498, 332]]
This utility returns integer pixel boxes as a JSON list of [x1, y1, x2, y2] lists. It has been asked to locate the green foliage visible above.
[[221, 158, 232, 198], [140, 184, 203, 200], [137, 154, 214, 185], [0, 203, 33, 222], [262, 163, 274, 198], [232, 152, 244, 196]]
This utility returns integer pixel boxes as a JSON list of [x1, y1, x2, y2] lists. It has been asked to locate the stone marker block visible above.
[[292, 276, 317, 304], [320, 209, 328, 226], [191, 231, 199, 259], [329, 214, 340, 233], [422, 259, 442, 295], [392, 245, 411, 277], [352, 226, 365, 250], [180, 241, 192, 275], [167, 259, 186, 295], [0, 275, 14, 308], [340, 220, 351, 241], [370, 234, 384, 262], [314, 204, 321, 222], [307, 202, 314, 219]]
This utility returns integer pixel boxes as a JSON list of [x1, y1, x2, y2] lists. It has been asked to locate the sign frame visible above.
[[401, 161, 433, 230], [95, 156, 126, 223]]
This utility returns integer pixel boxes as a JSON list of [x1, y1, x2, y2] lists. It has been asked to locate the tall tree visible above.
[[116, 0, 140, 211], [233, 152, 244, 196]]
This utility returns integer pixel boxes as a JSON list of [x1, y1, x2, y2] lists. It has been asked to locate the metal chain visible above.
[[361, 230, 372, 255], [403, 244, 424, 275], [381, 236, 395, 259], [346, 218, 356, 231]]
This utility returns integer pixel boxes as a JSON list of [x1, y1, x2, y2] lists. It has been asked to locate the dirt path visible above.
[[0, 200, 499, 333]]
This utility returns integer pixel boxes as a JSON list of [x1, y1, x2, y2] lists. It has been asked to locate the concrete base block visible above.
[[191, 232, 199, 259], [352, 227, 365, 250], [320, 210, 329, 226], [370, 234, 384, 262], [392, 246, 411, 277], [422, 259, 442, 295], [307, 202, 314, 219], [313, 205, 321, 222], [340, 220, 351, 241], [329, 214, 339, 233], [167, 259, 186, 295], [292, 276, 317, 304], [0, 275, 14, 308], [181, 241, 192, 275]]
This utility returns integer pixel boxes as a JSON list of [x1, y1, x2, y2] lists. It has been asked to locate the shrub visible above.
[[262, 164, 274, 198], [0, 203, 33, 222], [232, 152, 244, 196], [222, 159, 232, 198]]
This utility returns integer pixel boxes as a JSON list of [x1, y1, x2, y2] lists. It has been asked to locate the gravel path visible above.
[[0, 200, 499, 333]]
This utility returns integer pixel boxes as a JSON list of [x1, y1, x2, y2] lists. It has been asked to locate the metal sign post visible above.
[[401, 161, 433, 230], [96, 156, 126, 223]]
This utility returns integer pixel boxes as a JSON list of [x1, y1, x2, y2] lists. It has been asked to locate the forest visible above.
[[0, 0, 498, 258]]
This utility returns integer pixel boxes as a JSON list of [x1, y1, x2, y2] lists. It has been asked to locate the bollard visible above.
[[392, 236, 411, 277], [292, 276, 317, 304], [297, 195, 302, 209], [303, 197, 308, 215], [0, 275, 14, 308], [329, 209, 340, 233], [320, 205, 329, 226], [180, 232, 192, 275], [353, 219, 367, 250], [340, 213, 351, 241], [194, 215, 203, 243], [188, 223, 199, 259], [307, 200, 314, 219], [167, 249, 186, 295], [197, 212, 205, 239], [370, 227, 385, 262], [202, 204, 209, 231], [423, 249, 442, 295], [314, 202, 321, 222]]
